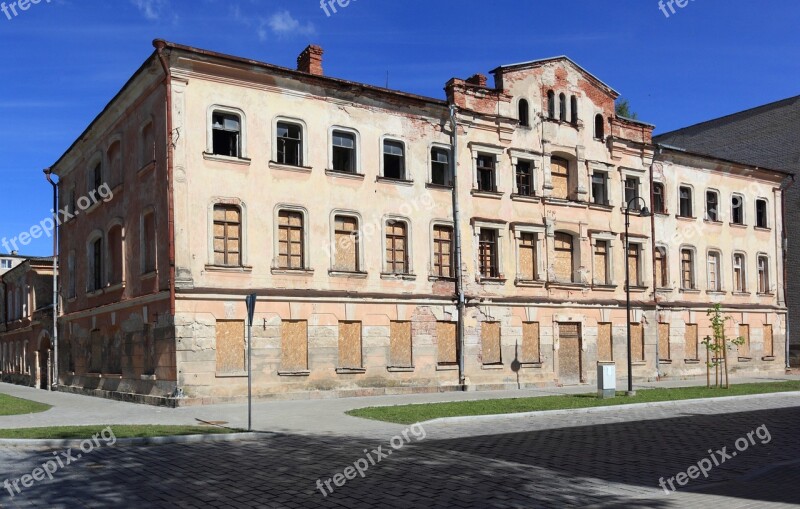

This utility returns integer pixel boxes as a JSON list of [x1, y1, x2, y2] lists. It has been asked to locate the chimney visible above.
[[297, 45, 324, 76], [466, 73, 488, 88]]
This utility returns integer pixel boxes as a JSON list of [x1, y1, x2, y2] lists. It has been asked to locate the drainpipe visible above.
[[44, 168, 58, 389], [650, 158, 660, 380], [450, 105, 467, 389], [780, 174, 795, 369], [154, 41, 176, 318]]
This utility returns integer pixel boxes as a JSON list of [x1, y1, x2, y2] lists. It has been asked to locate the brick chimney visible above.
[[466, 73, 488, 88], [297, 45, 324, 76]]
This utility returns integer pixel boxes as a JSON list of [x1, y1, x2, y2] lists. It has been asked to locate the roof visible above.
[[654, 95, 800, 175], [491, 56, 620, 98]]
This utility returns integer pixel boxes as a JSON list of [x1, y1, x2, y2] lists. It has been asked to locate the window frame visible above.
[[553, 231, 577, 283], [678, 185, 694, 218], [328, 126, 361, 174], [430, 221, 455, 279], [518, 98, 530, 127], [105, 218, 125, 286], [705, 189, 721, 222], [207, 105, 247, 159], [653, 182, 666, 214], [594, 113, 605, 140], [86, 230, 104, 292], [273, 205, 310, 271], [380, 137, 407, 181], [429, 144, 453, 187], [591, 171, 609, 206], [473, 221, 506, 281], [383, 216, 412, 275], [654, 245, 669, 289], [329, 211, 364, 274], [757, 254, 771, 294], [514, 225, 545, 283], [140, 207, 157, 275], [272, 117, 308, 168], [755, 198, 769, 229], [570, 95, 578, 125], [476, 153, 497, 192], [208, 200, 248, 268], [547, 90, 555, 119], [706, 249, 722, 292], [680, 247, 697, 290], [731, 193, 745, 225], [732, 252, 747, 293]]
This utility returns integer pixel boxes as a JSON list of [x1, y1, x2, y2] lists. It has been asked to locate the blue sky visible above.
[[1, 0, 798, 256]]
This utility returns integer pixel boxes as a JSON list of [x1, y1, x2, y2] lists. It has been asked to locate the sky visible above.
[[1, 0, 798, 256]]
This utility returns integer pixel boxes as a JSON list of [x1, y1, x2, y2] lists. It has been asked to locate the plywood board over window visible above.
[[519, 233, 537, 281], [389, 321, 412, 367], [338, 321, 362, 369], [763, 325, 774, 357], [281, 320, 308, 372], [521, 322, 541, 363], [631, 323, 644, 362], [481, 322, 501, 365], [216, 320, 245, 374], [551, 157, 570, 200], [658, 323, 670, 361], [739, 324, 751, 358], [437, 322, 457, 365], [334, 215, 359, 272], [597, 323, 613, 362], [553, 233, 574, 282], [685, 324, 699, 360]]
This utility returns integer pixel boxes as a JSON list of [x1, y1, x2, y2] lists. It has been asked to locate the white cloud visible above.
[[131, 0, 168, 21], [230, 6, 315, 42]]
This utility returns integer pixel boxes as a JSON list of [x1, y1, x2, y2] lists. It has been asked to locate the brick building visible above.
[[47, 41, 788, 405]]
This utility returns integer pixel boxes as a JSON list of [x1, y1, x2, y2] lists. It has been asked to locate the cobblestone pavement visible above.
[[1, 394, 799, 508]]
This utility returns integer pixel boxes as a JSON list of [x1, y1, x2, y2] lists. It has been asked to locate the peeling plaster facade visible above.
[[47, 42, 787, 405]]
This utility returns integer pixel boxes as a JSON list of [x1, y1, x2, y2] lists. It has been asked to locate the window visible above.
[[757, 255, 770, 294], [430, 147, 451, 186], [91, 237, 103, 291], [679, 186, 693, 218], [338, 321, 363, 370], [707, 251, 721, 291], [481, 322, 501, 365], [142, 210, 156, 274], [597, 323, 612, 362], [389, 321, 412, 368], [385, 220, 408, 274], [437, 322, 457, 365], [594, 114, 605, 140], [518, 232, 537, 281], [731, 194, 744, 224], [383, 140, 405, 180], [733, 253, 746, 292], [280, 320, 308, 372], [478, 229, 499, 279], [476, 154, 496, 192], [739, 324, 751, 358], [333, 215, 360, 272], [627, 243, 642, 287], [685, 324, 699, 360], [631, 323, 644, 362], [653, 183, 665, 214], [553, 232, 574, 282], [655, 247, 668, 288], [213, 205, 241, 266], [276, 122, 302, 166], [107, 140, 122, 187], [67, 251, 76, 299], [518, 99, 530, 127], [332, 130, 356, 173], [107, 224, 124, 285], [659, 323, 671, 361], [706, 190, 720, 222], [570, 95, 578, 125], [140, 121, 154, 167], [681, 248, 695, 289], [624, 177, 640, 210], [277, 210, 304, 269], [215, 320, 245, 374], [591, 172, 608, 205], [550, 157, 570, 200], [432, 225, 453, 278], [515, 161, 534, 196], [594, 240, 609, 285], [521, 322, 541, 363], [547, 90, 555, 119], [559, 93, 567, 122], [756, 199, 768, 228], [211, 112, 241, 157], [0, 259, 10, 269], [92, 163, 103, 194]]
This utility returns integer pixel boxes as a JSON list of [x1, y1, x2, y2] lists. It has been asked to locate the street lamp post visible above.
[[624, 197, 650, 396]]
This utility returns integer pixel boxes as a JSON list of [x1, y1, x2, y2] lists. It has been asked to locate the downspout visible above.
[[154, 41, 176, 317], [650, 155, 660, 380], [780, 174, 795, 369], [44, 168, 58, 389], [449, 105, 467, 388]]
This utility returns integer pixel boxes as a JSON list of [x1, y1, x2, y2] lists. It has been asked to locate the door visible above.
[[38, 348, 49, 389], [558, 322, 582, 385]]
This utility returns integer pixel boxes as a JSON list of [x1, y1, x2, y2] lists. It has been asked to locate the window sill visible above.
[[269, 161, 312, 173], [429, 275, 456, 282], [137, 160, 156, 177], [679, 288, 701, 294], [706, 290, 727, 296], [436, 364, 458, 371], [703, 220, 723, 226], [632, 361, 647, 366], [387, 366, 415, 373], [271, 268, 314, 276], [104, 374, 123, 379], [676, 215, 697, 221], [278, 370, 311, 377], [376, 176, 414, 186], [656, 287, 673, 293], [738, 357, 753, 362], [105, 282, 126, 293], [588, 203, 614, 211], [325, 169, 364, 180], [141, 270, 158, 280], [624, 286, 648, 293], [471, 189, 503, 199], [216, 372, 247, 378], [762, 356, 776, 362], [479, 277, 507, 285], [481, 363, 504, 370], [86, 289, 104, 298], [732, 292, 751, 296], [592, 284, 618, 291], [684, 359, 701, 364], [754, 226, 772, 232], [543, 198, 588, 208], [510, 194, 539, 203], [336, 367, 366, 375], [757, 293, 776, 297], [547, 282, 588, 290], [85, 372, 102, 378], [658, 359, 672, 364], [329, 270, 368, 279], [515, 279, 545, 288], [203, 152, 251, 166], [730, 223, 747, 228], [381, 273, 417, 281], [140, 374, 157, 381], [519, 362, 543, 368], [426, 183, 453, 190], [204, 265, 254, 273], [654, 212, 670, 217]]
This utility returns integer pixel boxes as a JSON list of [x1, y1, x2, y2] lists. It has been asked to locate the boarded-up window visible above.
[[521, 322, 540, 363], [631, 323, 644, 362], [281, 320, 308, 372], [213, 205, 241, 266], [685, 324, 699, 360], [437, 321, 457, 364], [385, 221, 408, 274], [597, 323, 613, 361], [278, 210, 304, 269], [655, 248, 667, 288], [628, 244, 641, 287], [433, 225, 453, 278], [681, 249, 694, 289], [739, 324, 751, 358], [551, 157, 570, 200], [89, 329, 103, 373], [594, 241, 608, 285], [554, 232, 574, 282], [389, 321, 412, 367], [764, 325, 774, 357], [481, 322, 501, 365], [334, 215, 359, 272], [338, 321, 362, 369], [519, 233, 537, 281], [216, 320, 245, 374], [658, 323, 670, 361]]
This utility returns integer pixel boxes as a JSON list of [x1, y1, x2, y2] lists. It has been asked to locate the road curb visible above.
[[418, 390, 800, 425], [0, 431, 270, 448]]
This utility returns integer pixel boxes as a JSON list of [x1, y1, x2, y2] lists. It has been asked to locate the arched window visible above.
[[570, 95, 578, 125], [518, 99, 530, 127], [559, 93, 567, 122], [553, 232, 575, 282], [594, 114, 605, 140], [547, 91, 555, 119]]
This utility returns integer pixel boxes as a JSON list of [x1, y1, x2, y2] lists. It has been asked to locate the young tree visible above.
[[615, 98, 638, 120], [701, 304, 745, 389]]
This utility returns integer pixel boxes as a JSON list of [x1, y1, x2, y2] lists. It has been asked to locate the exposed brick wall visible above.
[[785, 185, 800, 353]]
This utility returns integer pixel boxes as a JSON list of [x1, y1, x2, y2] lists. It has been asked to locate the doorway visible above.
[[558, 322, 582, 385]]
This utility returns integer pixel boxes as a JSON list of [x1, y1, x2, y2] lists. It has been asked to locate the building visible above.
[[0, 256, 55, 388], [0, 252, 25, 276], [654, 96, 800, 366], [47, 41, 788, 405]]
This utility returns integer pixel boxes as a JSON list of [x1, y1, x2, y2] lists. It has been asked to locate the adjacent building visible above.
[[42, 41, 788, 405]]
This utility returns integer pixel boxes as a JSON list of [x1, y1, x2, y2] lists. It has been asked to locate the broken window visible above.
[[679, 186, 693, 218], [592, 172, 608, 205], [594, 114, 605, 140], [212, 112, 241, 157], [276, 122, 302, 166], [731, 194, 744, 224], [706, 190, 720, 221], [756, 199, 768, 228], [107, 224, 123, 285], [432, 225, 453, 278], [516, 161, 533, 196], [653, 182, 665, 214], [559, 93, 567, 122], [547, 90, 555, 119], [518, 99, 530, 127], [476, 154, 496, 192], [91, 237, 103, 291], [332, 130, 356, 173], [278, 210, 304, 269], [681, 248, 695, 289], [213, 205, 241, 266], [385, 220, 408, 274], [733, 253, 746, 292], [479, 229, 499, 279], [625, 177, 640, 210], [758, 255, 770, 294], [430, 147, 451, 186], [383, 140, 405, 180]]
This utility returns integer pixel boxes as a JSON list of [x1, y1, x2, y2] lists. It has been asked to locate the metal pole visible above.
[[247, 319, 252, 431], [625, 207, 634, 396], [450, 105, 466, 389], [44, 169, 58, 390]]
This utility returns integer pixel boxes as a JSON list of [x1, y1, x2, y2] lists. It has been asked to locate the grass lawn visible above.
[[347, 380, 800, 424], [0, 425, 239, 440], [0, 394, 52, 416]]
